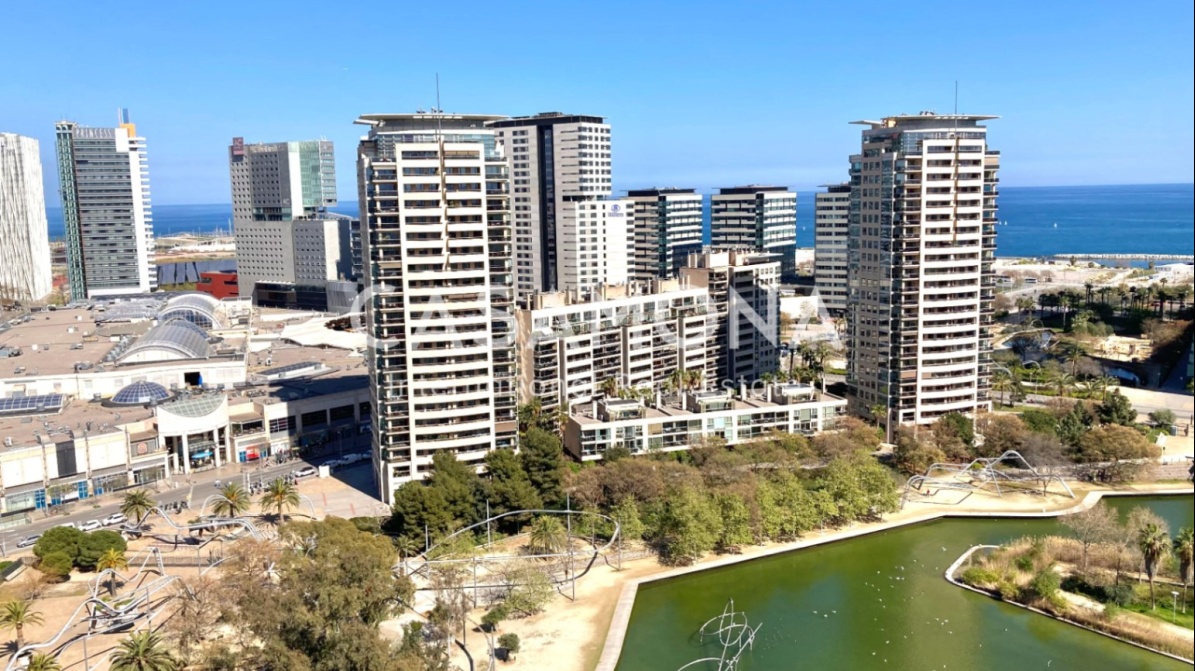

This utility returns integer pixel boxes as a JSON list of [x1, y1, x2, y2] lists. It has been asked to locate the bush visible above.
[[1102, 602, 1121, 622], [1029, 567, 1061, 599], [76, 531, 127, 571], [482, 604, 509, 632], [38, 551, 73, 581], [1015, 555, 1035, 572], [997, 580, 1020, 602], [960, 567, 998, 586], [349, 517, 382, 535], [498, 632, 520, 655], [33, 526, 85, 560]]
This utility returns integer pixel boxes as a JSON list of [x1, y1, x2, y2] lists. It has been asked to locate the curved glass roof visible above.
[[112, 381, 172, 405], [119, 319, 213, 362], [160, 393, 225, 418], [160, 293, 225, 329]]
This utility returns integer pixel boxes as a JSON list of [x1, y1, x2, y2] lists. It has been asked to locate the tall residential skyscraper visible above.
[[228, 139, 341, 299], [681, 250, 781, 386], [0, 133, 53, 302], [55, 111, 156, 300], [846, 113, 999, 429], [628, 188, 704, 282], [356, 113, 516, 502], [813, 183, 851, 315], [487, 113, 618, 299], [710, 186, 797, 280]]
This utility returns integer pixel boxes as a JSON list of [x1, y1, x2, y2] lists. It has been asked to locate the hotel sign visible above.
[[231, 137, 245, 156]]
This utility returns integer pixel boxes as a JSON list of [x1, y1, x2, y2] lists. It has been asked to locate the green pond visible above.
[[616, 495, 1193, 671]]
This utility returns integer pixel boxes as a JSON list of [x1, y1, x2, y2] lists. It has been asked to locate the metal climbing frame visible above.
[[901, 449, 1075, 508], [675, 599, 762, 671]]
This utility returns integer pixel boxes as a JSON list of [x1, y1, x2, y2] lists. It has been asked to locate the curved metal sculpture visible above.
[[676, 599, 761, 671], [902, 449, 1075, 508], [134, 505, 268, 540]]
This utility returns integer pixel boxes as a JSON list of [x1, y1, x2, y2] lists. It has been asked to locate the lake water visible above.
[[615, 495, 1193, 671]]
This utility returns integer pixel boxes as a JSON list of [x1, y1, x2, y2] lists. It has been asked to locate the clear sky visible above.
[[4, 0, 1192, 205]]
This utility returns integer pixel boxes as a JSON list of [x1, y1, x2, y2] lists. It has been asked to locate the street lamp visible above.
[[1171, 591, 1180, 624]]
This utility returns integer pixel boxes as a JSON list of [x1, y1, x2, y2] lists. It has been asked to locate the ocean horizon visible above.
[[44, 183, 1193, 259]]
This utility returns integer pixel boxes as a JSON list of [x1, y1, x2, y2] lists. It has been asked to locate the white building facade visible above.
[[55, 112, 156, 300], [357, 113, 517, 503], [0, 133, 53, 302], [846, 113, 999, 426]]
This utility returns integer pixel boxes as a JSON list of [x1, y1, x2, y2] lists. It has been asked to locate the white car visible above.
[[79, 520, 102, 532], [55, 521, 77, 530], [102, 513, 128, 527], [293, 466, 317, 479]]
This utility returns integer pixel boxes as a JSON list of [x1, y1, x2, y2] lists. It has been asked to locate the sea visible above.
[[44, 183, 1193, 260]]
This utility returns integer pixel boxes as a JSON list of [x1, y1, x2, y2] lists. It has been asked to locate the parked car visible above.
[[79, 520, 103, 532], [102, 513, 128, 527], [55, 521, 77, 530], [342, 453, 363, 465], [293, 466, 318, 479], [16, 534, 41, 549]]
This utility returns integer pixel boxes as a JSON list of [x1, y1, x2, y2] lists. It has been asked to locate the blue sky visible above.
[[4, 0, 1192, 205]]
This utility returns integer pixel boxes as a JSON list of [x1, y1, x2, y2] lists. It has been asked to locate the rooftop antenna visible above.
[[954, 80, 958, 114]]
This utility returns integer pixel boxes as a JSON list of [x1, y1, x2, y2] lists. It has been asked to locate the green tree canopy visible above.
[[1097, 389, 1137, 426], [520, 428, 567, 507]]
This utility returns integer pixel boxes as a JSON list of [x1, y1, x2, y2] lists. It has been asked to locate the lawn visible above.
[[1120, 583, 1194, 630]]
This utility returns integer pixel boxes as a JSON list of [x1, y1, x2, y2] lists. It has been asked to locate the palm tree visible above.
[[1175, 527, 1194, 607], [993, 368, 1013, 408], [517, 399, 543, 435], [0, 600, 43, 651], [1138, 523, 1172, 610], [259, 478, 301, 523], [97, 548, 130, 598], [25, 653, 62, 671], [120, 489, 156, 525], [599, 377, 620, 399], [1059, 341, 1088, 377], [109, 630, 179, 671], [527, 515, 568, 555], [211, 482, 251, 518], [1087, 375, 1117, 402]]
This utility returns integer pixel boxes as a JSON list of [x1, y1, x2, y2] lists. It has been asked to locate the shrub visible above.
[[960, 567, 998, 586], [997, 580, 1020, 602], [482, 604, 508, 632], [1102, 602, 1121, 622], [75, 531, 128, 571], [498, 632, 520, 655], [38, 551, 73, 581], [349, 517, 382, 535], [33, 526, 85, 560], [1015, 555, 1035, 572], [1106, 583, 1134, 607], [1029, 567, 1061, 599]]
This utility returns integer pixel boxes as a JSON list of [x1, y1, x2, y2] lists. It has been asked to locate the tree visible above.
[[1062, 502, 1119, 572], [120, 489, 156, 524], [1057, 402, 1094, 448], [757, 473, 823, 540], [1074, 424, 1160, 463], [484, 448, 542, 530], [109, 630, 179, 671], [975, 414, 1028, 458], [211, 482, 252, 519], [653, 485, 722, 565], [1137, 523, 1171, 609], [24, 654, 61, 671], [520, 428, 566, 507], [816, 455, 899, 524], [1020, 409, 1059, 436], [77, 531, 128, 571], [527, 515, 568, 555], [503, 565, 555, 617], [1097, 390, 1137, 426], [259, 478, 301, 523], [609, 496, 645, 546], [892, 428, 945, 477], [97, 548, 129, 597], [386, 482, 454, 547], [1175, 528, 1194, 603], [482, 604, 509, 632], [37, 552, 73, 582], [714, 492, 753, 552], [0, 600, 43, 651]]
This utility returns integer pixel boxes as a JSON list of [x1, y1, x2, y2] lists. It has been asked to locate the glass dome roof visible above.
[[112, 381, 172, 405]]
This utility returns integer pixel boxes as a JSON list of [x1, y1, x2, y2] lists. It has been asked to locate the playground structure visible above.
[[403, 508, 621, 607], [196, 493, 319, 521], [5, 511, 265, 671], [902, 450, 1075, 508], [675, 600, 762, 671]]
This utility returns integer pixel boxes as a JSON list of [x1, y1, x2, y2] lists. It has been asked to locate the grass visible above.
[[1119, 584, 1194, 630]]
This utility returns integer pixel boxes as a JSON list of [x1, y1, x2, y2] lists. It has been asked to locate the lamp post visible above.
[[1172, 591, 1180, 625]]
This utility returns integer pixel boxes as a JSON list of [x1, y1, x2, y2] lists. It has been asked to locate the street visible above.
[[0, 445, 373, 557]]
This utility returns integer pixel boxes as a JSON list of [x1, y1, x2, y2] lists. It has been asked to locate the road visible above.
[[0, 440, 372, 557]]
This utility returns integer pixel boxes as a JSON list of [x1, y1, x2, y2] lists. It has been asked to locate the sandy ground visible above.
[[473, 481, 1192, 671]]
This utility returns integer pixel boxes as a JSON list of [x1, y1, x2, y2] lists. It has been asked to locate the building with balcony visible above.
[[564, 384, 847, 461], [628, 188, 704, 282], [814, 183, 851, 314], [845, 112, 998, 428], [515, 279, 714, 415], [710, 186, 797, 280], [54, 110, 156, 300], [0, 133, 53, 303], [487, 113, 618, 301], [356, 112, 517, 503], [681, 250, 781, 386]]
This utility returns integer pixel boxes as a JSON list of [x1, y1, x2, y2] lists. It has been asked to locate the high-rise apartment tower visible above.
[[356, 113, 517, 502], [846, 113, 998, 429], [628, 188, 704, 282], [814, 183, 851, 314], [710, 186, 797, 280]]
